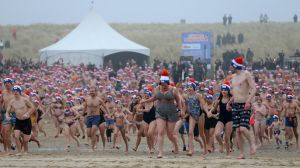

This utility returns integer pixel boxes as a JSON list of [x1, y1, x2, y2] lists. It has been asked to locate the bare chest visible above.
[[3, 93, 14, 104], [232, 75, 247, 88], [12, 100, 27, 109], [87, 99, 100, 107]]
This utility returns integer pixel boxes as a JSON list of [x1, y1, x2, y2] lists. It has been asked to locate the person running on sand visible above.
[[50, 95, 64, 138], [34, 100, 47, 137], [73, 98, 85, 139], [208, 80, 232, 156], [6, 85, 34, 155], [113, 104, 129, 153], [132, 95, 146, 151], [63, 99, 80, 151], [205, 93, 217, 153], [183, 78, 208, 156], [270, 115, 282, 149], [105, 108, 115, 142], [283, 94, 299, 149], [173, 83, 188, 152], [137, 90, 157, 154], [140, 69, 182, 159], [252, 96, 268, 147], [1, 77, 16, 155], [83, 86, 105, 152], [227, 56, 256, 159], [264, 94, 276, 140]]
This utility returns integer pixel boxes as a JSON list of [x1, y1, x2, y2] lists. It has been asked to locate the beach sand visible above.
[[1, 121, 300, 168]]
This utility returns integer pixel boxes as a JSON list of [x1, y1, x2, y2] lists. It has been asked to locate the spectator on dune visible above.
[[228, 14, 232, 25], [246, 48, 254, 66], [11, 27, 17, 40], [237, 33, 244, 44], [294, 14, 298, 23], [278, 50, 285, 68], [0, 40, 4, 50], [295, 49, 300, 57], [223, 14, 227, 25], [260, 14, 264, 23], [263, 14, 269, 23], [216, 34, 222, 47]]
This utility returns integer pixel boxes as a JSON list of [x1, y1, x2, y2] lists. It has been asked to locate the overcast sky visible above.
[[0, 0, 299, 25]]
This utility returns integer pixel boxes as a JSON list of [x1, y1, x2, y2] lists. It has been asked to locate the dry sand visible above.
[[1, 121, 300, 168]]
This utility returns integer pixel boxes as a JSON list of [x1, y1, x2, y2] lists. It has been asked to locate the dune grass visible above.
[[0, 22, 299, 63]]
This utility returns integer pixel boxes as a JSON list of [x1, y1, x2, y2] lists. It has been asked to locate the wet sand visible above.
[[1, 121, 300, 168]]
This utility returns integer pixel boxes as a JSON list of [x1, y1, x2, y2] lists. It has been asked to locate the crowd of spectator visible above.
[[216, 33, 244, 47]]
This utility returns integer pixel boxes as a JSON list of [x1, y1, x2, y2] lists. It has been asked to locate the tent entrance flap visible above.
[[103, 52, 149, 70]]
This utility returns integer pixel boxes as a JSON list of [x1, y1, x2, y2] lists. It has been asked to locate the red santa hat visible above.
[[287, 93, 294, 100], [231, 55, 243, 70], [160, 69, 170, 84], [221, 80, 231, 91], [187, 78, 196, 90]]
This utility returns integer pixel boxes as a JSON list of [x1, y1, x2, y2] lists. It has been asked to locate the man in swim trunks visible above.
[[83, 86, 106, 152], [227, 56, 256, 159], [6, 85, 34, 155], [1, 77, 15, 155], [283, 94, 299, 148]]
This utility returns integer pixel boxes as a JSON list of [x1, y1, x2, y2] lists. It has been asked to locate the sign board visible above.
[[181, 32, 211, 63]]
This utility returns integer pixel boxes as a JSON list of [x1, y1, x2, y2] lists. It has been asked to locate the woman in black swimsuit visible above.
[[34, 100, 47, 137], [141, 90, 157, 154], [208, 81, 232, 156]]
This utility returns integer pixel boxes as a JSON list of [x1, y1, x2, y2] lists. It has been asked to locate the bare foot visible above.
[[157, 154, 163, 159], [15, 152, 23, 156], [202, 148, 208, 155], [2, 152, 13, 156], [172, 147, 179, 154], [88, 149, 95, 153], [186, 152, 193, 156], [250, 144, 256, 156], [225, 155, 231, 159], [219, 147, 224, 153], [256, 143, 261, 149], [237, 154, 245, 159], [207, 149, 212, 153], [64, 145, 70, 152]]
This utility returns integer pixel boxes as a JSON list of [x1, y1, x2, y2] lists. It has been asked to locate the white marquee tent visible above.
[[39, 10, 150, 67]]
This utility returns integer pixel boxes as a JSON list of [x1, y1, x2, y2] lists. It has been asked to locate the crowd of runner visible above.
[[0, 56, 299, 159]]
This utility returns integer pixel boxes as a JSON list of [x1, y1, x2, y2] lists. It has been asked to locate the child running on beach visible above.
[[270, 115, 282, 149], [63, 100, 80, 151], [105, 110, 115, 142], [113, 104, 129, 153]]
